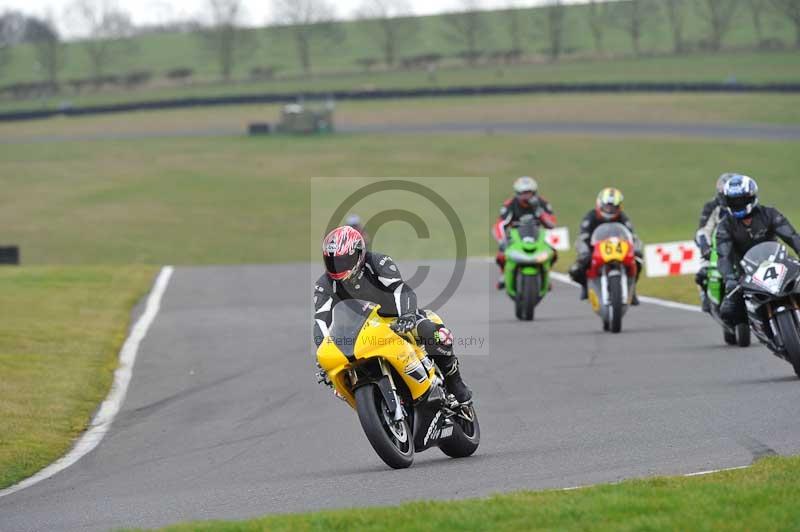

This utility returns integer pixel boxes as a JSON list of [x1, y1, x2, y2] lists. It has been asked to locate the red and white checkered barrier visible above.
[[545, 227, 570, 251], [644, 241, 702, 277]]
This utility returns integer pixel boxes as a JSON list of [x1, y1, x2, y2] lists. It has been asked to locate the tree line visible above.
[[514, 0, 800, 62], [1, 0, 799, 92]]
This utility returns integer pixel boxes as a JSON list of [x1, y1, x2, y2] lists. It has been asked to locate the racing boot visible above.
[[496, 275, 505, 291], [579, 283, 588, 301], [444, 368, 472, 403], [631, 290, 640, 306]]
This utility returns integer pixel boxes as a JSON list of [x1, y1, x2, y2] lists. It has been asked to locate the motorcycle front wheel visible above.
[[355, 384, 414, 469], [515, 272, 539, 321], [775, 312, 800, 378], [439, 404, 480, 459], [607, 275, 624, 334], [736, 323, 751, 348]]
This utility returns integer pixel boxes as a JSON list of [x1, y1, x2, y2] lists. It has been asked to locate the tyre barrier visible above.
[[248, 123, 271, 136], [0, 246, 19, 265]]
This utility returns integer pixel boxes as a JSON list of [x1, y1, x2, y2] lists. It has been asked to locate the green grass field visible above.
[[3, 51, 799, 114], [2, 106, 798, 306], [139, 455, 800, 531], [1, 0, 799, 113], [0, 52, 800, 111], [0, 266, 157, 489], [2, 132, 797, 267]]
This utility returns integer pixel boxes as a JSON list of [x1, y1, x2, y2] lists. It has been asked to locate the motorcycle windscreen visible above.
[[590, 222, 633, 245], [741, 241, 785, 274], [517, 218, 540, 241], [742, 241, 798, 295], [327, 299, 375, 360]]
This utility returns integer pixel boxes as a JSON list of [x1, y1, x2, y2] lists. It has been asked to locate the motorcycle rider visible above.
[[493, 176, 557, 289], [717, 175, 800, 327], [569, 187, 642, 304], [313, 225, 472, 403], [694, 174, 734, 312]]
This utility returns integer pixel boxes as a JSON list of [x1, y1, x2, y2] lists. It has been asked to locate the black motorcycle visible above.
[[740, 241, 800, 377]]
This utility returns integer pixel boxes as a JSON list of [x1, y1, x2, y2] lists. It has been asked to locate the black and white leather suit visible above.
[[313, 251, 461, 377], [718, 206, 800, 325]]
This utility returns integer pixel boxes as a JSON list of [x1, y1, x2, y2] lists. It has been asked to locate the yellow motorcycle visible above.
[[316, 299, 480, 469]]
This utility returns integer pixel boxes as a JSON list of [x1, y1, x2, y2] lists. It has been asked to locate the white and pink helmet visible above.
[[322, 226, 366, 280]]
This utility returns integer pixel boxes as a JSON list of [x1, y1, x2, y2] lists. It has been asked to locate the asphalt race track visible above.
[[2, 260, 800, 531], [2, 121, 800, 144]]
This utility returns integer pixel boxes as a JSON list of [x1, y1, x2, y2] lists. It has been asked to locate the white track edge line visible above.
[[684, 465, 751, 477], [559, 465, 753, 492], [0, 265, 174, 499], [549, 271, 702, 312]]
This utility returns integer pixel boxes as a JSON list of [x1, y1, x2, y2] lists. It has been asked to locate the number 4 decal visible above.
[[762, 267, 779, 281], [753, 262, 787, 292]]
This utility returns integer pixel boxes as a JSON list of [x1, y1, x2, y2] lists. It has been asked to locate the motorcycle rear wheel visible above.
[[775, 312, 800, 378], [723, 328, 737, 345], [355, 384, 414, 469], [439, 404, 480, 458]]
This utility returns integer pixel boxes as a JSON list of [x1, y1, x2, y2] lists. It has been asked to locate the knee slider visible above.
[[417, 320, 453, 358]]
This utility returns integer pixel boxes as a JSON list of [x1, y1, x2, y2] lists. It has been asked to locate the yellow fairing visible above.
[[598, 238, 630, 263], [316, 307, 436, 409]]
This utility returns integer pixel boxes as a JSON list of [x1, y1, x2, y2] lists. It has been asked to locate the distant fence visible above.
[[2, 82, 800, 123]]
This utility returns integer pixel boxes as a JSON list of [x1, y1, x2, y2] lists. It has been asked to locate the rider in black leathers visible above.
[[569, 188, 642, 304], [717, 176, 800, 326], [314, 226, 472, 402]]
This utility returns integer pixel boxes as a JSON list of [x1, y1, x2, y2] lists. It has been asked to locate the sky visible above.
[[0, 0, 568, 37]]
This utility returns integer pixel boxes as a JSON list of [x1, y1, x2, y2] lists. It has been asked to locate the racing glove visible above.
[[316, 363, 346, 402], [724, 278, 740, 297], [695, 231, 712, 260], [315, 362, 332, 387], [391, 313, 418, 334]]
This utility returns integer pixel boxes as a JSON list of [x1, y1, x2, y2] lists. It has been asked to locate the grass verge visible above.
[[140, 455, 800, 531], [0, 265, 157, 489]]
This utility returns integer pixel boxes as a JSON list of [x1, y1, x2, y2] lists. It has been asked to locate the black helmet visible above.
[[722, 175, 759, 220]]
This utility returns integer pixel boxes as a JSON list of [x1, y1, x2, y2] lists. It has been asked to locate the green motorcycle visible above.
[[503, 215, 556, 321], [706, 231, 751, 347]]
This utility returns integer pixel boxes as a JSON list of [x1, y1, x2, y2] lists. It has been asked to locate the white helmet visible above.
[[513, 176, 538, 195]]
